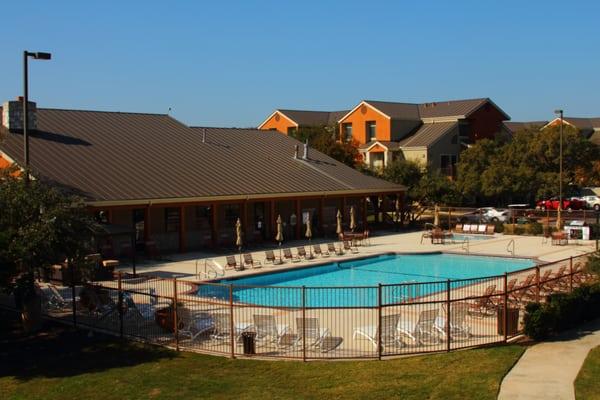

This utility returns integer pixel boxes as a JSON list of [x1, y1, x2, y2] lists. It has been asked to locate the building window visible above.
[[370, 152, 384, 169], [165, 207, 180, 233], [366, 121, 377, 141], [440, 154, 458, 177], [342, 123, 353, 142]]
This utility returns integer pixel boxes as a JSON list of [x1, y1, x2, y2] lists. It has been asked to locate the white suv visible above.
[[478, 207, 510, 222], [582, 195, 600, 211]]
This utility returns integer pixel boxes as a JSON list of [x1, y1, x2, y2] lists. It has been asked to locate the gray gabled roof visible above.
[[397, 121, 458, 147], [277, 109, 349, 127], [0, 108, 402, 205]]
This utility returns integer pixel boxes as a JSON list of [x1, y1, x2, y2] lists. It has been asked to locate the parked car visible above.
[[582, 195, 600, 211], [457, 207, 509, 224], [535, 197, 586, 211]]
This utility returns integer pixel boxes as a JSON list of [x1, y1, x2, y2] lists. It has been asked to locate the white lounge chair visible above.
[[296, 317, 331, 349], [210, 312, 253, 342], [434, 303, 471, 340], [397, 309, 441, 345], [178, 307, 214, 341], [253, 314, 289, 346], [343, 240, 359, 254], [352, 314, 403, 351]]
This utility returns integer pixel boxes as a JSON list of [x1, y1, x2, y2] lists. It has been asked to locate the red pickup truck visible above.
[[535, 197, 586, 211]]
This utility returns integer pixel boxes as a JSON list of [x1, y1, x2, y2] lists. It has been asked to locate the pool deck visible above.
[[117, 231, 596, 281]]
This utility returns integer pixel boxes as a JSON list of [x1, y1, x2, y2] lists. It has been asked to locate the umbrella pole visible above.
[[309, 238, 312, 258], [279, 242, 282, 262]]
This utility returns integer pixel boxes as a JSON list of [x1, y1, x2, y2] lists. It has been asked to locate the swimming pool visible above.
[[197, 253, 535, 307]]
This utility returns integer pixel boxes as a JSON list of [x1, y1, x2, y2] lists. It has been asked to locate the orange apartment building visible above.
[[260, 98, 510, 173]]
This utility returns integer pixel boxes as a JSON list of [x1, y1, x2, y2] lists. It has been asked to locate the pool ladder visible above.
[[506, 239, 515, 257], [461, 238, 470, 254], [195, 258, 225, 280]]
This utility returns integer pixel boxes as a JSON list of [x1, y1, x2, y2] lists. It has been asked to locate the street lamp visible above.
[[23, 51, 52, 181], [554, 109, 564, 230]]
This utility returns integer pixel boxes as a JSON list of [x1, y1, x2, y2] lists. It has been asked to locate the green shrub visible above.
[[514, 226, 525, 235], [523, 281, 600, 340], [528, 222, 543, 235], [493, 221, 504, 233]]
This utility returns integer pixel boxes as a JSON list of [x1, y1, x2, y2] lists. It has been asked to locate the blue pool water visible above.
[[197, 253, 535, 307]]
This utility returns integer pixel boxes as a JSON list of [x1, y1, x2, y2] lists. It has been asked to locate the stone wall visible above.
[[1, 99, 37, 131]]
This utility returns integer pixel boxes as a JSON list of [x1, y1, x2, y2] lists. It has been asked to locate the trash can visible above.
[[497, 306, 520, 336], [241, 331, 256, 355]]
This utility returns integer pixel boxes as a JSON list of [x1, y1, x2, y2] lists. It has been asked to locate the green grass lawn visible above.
[[575, 345, 600, 400], [0, 309, 524, 400]]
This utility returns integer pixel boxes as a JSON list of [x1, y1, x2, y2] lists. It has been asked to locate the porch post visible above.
[[211, 203, 218, 248], [362, 197, 368, 230], [144, 206, 151, 242], [319, 196, 325, 236], [269, 200, 276, 240], [295, 199, 301, 240], [178, 206, 186, 253]]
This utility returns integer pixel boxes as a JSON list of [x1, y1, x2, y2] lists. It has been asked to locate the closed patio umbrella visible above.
[[235, 218, 243, 266], [336, 210, 343, 236], [305, 216, 313, 258], [349, 206, 357, 232], [275, 215, 284, 260], [433, 204, 440, 227]]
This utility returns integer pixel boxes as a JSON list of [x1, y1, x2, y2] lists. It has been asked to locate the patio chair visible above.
[[485, 225, 495, 235], [296, 317, 331, 349], [313, 244, 330, 257], [297, 246, 313, 260], [253, 314, 289, 346], [283, 248, 301, 263], [420, 230, 433, 244], [540, 266, 568, 294], [328, 243, 344, 256], [48, 284, 78, 308], [454, 224, 464, 233], [510, 274, 536, 304], [462, 224, 472, 234], [477, 225, 486, 234], [264, 250, 283, 265], [434, 302, 471, 340], [122, 291, 159, 320], [572, 262, 593, 285], [243, 253, 262, 269], [343, 240, 359, 254], [178, 307, 214, 341], [469, 284, 498, 317], [397, 309, 441, 345], [352, 313, 403, 351], [226, 255, 244, 271], [362, 229, 371, 246], [210, 312, 253, 342]]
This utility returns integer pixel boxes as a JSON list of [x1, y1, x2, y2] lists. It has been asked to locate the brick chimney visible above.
[[1, 97, 37, 131]]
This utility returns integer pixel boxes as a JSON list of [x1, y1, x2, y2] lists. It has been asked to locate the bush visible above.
[[528, 222, 543, 235], [523, 282, 600, 340], [514, 226, 525, 235], [493, 221, 504, 233]]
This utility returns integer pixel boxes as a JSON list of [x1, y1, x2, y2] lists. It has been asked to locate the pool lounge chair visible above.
[[210, 312, 253, 342], [477, 224, 486, 234], [283, 248, 301, 263], [485, 225, 495, 235], [297, 246, 313, 260], [462, 224, 472, 234], [454, 224, 464, 233], [328, 243, 344, 256], [510, 274, 536, 304], [243, 253, 262, 269], [296, 317, 331, 349], [264, 250, 283, 265], [469, 284, 498, 317], [434, 302, 471, 340], [397, 309, 441, 345], [226, 255, 244, 271], [253, 314, 289, 346], [540, 266, 568, 294], [343, 240, 359, 254], [178, 307, 214, 341], [353, 314, 403, 351], [313, 244, 330, 257]]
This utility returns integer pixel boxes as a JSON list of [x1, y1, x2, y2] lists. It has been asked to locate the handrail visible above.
[[461, 237, 470, 253], [195, 258, 225, 280], [506, 239, 515, 257]]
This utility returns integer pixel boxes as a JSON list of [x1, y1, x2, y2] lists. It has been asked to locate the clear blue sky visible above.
[[1, 1, 599, 127]]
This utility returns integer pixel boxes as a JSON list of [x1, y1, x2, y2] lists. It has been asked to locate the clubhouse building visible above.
[[0, 98, 404, 255]]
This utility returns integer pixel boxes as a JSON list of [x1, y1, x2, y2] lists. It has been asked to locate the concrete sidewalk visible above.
[[498, 319, 600, 400]]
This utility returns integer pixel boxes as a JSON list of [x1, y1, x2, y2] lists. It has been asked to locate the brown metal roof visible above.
[[563, 117, 600, 130], [278, 109, 349, 127], [397, 122, 458, 148], [0, 108, 402, 204], [362, 101, 420, 120], [503, 121, 548, 134]]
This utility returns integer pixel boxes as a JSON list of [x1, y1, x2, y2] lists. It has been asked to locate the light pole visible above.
[[23, 51, 52, 182], [554, 109, 564, 230]]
